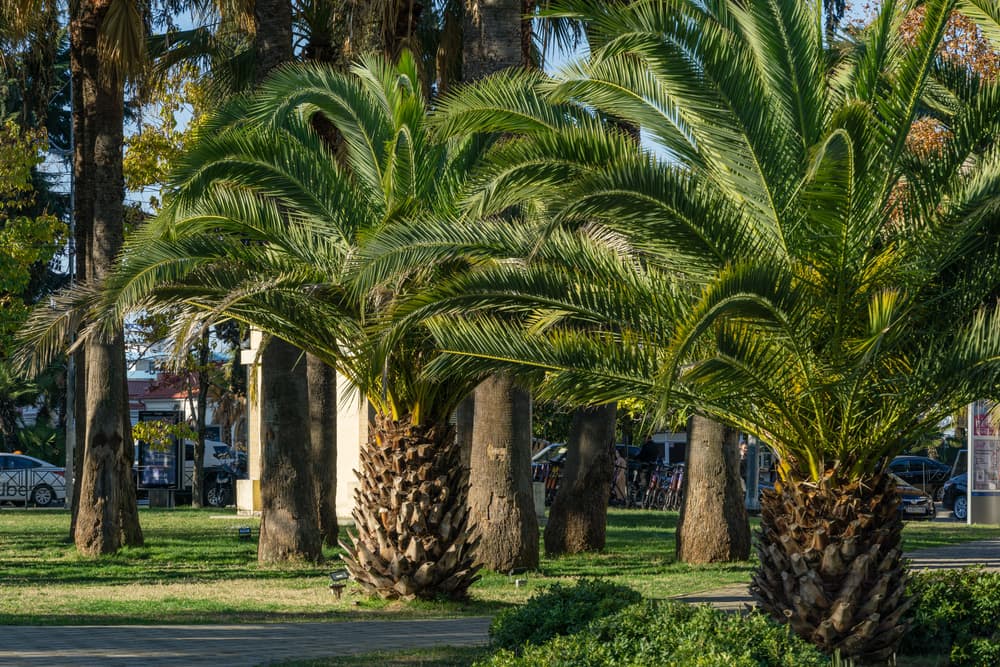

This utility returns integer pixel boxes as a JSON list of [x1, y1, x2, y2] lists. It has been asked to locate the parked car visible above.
[[889, 455, 952, 500], [941, 473, 968, 521], [891, 473, 936, 520], [0, 453, 66, 507]]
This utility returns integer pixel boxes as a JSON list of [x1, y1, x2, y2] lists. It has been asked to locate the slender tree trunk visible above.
[[258, 338, 322, 562], [70, 0, 141, 555], [462, 0, 523, 80], [545, 403, 616, 556], [192, 329, 210, 508], [675, 415, 750, 563], [467, 375, 538, 571], [307, 355, 338, 546], [67, 8, 91, 541], [118, 377, 143, 547]]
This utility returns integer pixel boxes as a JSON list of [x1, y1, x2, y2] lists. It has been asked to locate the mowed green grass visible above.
[[0, 506, 996, 625]]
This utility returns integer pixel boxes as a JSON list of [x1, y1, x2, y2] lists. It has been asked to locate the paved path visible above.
[[0, 618, 492, 667], [675, 538, 1000, 611]]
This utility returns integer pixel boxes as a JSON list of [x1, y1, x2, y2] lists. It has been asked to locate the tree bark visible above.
[[252, 0, 322, 561], [752, 473, 907, 662], [258, 338, 322, 563], [70, 0, 141, 555], [307, 354, 338, 546], [675, 415, 750, 563], [462, 0, 525, 80], [545, 403, 616, 556], [455, 393, 475, 472], [192, 329, 210, 508], [341, 414, 480, 599], [467, 375, 538, 572], [462, 0, 537, 576], [253, 0, 293, 82]]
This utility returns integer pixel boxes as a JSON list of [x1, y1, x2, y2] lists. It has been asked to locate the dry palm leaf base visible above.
[[340, 415, 481, 600], [751, 473, 910, 663]]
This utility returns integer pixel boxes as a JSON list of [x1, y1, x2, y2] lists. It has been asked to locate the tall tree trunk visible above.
[[675, 415, 750, 563], [307, 355, 338, 546], [258, 338, 322, 562], [468, 375, 538, 572], [545, 403, 616, 556], [70, 0, 141, 555], [67, 8, 91, 541], [192, 329, 210, 508], [463, 0, 538, 575], [252, 0, 322, 561]]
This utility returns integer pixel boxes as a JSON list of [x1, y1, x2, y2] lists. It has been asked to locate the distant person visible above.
[[739, 440, 748, 492]]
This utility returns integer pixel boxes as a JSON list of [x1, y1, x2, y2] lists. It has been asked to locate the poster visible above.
[[972, 439, 1000, 492], [136, 410, 182, 490]]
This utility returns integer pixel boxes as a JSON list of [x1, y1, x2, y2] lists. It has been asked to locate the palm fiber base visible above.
[[340, 415, 481, 599], [750, 473, 911, 662]]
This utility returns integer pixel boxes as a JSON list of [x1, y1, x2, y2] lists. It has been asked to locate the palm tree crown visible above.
[[394, 0, 1000, 485]]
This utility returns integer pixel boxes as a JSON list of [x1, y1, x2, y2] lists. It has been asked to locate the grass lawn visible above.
[[0, 506, 996, 625]]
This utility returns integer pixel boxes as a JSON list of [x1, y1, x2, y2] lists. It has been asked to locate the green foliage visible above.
[[489, 579, 641, 651], [904, 568, 1000, 666], [479, 600, 829, 667], [132, 419, 196, 451], [0, 121, 64, 356]]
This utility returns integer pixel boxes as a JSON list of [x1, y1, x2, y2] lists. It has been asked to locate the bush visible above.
[[478, 600, 829, 667], [488, 579, 642, 651], [904, 567, 1000, 667]]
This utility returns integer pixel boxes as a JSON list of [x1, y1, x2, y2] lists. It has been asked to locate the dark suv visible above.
[[888, 456, 952, 500]]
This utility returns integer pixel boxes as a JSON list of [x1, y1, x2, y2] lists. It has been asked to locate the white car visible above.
[[0, 453, 66, 507]]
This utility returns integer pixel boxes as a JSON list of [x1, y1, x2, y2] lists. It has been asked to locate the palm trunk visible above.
[[341, 413, 480, 599], [544, 403, 616, 556], [257, 338, 322, 563], [307, 355, 338, 546], [462, 3, 537, 575], [455, 394, 475, 472], [467, 375, 538, 571], [70, 0, 141, 555], [252, 0, 323, 561], [675, 415, 750, 563], [751, 472, 909, 662]]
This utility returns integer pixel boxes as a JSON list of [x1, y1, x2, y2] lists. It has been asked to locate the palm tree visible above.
[[23, 53, 487, 598], [361, 0, 1000, 657]]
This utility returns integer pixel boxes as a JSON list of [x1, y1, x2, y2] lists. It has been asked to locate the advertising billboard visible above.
[[136, 410, 182, 490]]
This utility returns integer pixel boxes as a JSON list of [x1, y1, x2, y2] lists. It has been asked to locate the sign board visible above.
[[967, 400, 1000, 524], [136, 410, 182, 490]]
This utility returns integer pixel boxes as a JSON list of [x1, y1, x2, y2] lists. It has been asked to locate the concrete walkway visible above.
[[0, 618, 492, 667], [674, 538, 1000, 611]]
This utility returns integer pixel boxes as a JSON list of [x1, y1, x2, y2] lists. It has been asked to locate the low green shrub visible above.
[[478, 600, 829, 667], [488, 579, 642, 651], [904, 567, 1000, 667]]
